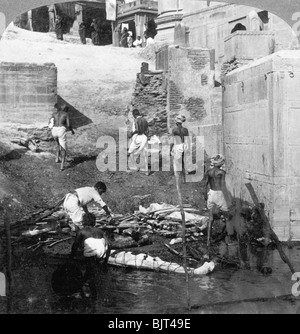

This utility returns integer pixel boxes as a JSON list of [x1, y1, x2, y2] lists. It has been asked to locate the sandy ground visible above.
[[0, 23, 154, 131]]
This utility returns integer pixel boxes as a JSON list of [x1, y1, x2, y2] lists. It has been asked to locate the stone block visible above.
[[224, 50, 300, 240], [224, 31, 275, 62], [0, 62, 57, 125]]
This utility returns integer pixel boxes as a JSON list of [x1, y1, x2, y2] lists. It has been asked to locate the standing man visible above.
[[133, 36, 143, 48], [127, 31, 133, 48], [120, 27, 129, 47], [79, 22, 87, 45], [204, 154, 232, 247], [128, 109, 149, 175], [54, 15, 64, 40], [170, 115, 190, 183], [49, 104, 75, 171], [63, 181, 114, 231], [91, 19, 100, 45]]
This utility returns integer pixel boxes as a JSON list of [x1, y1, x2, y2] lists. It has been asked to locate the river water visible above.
[[1, 245, 300, 314]]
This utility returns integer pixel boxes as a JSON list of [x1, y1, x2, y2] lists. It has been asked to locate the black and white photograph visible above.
[[0, 0, 300, 316]]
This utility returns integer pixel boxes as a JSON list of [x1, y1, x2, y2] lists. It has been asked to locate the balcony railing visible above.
[[117, 0, 158, 15]]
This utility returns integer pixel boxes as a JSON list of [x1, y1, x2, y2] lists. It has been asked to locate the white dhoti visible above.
[[207, 189, 229, 212], [52, 126, 67, 150], [128, 134, 148, 171], [63, 193, 84, 229], [84, 237, 108, 259], [128, 134, 148, 155], [171, 143, 188, 172]]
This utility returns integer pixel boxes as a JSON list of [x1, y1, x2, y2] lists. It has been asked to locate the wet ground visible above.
[[1, 242, 300, 314], [1, 146, 300, 314]]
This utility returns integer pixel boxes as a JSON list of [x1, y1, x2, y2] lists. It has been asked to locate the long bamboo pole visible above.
[[174, 172, 190, 310], [3, 206, 12, 314]]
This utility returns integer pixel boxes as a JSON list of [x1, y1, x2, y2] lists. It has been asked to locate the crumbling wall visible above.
[[224, 50, 300, 241], [167, 45, 223, 157], [0, 62, 57, 124], [131, 69, 168, 137]]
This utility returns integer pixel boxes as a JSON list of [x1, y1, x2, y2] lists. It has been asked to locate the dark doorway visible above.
[[128, 20, 136, 41], [231, 23, 247, 34], [83, 6, 112, 45]]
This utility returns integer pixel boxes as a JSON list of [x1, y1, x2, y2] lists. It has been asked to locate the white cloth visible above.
[[51, 126, 67, 150], [63, 187, 106, 227], [48, 117, 54, 129], [171, 143, 188, 172], [84, 237, 108, 259], [128, 134, 148, 155], [207, 189, 228, 212], [133, 39, 142, 47], [75, 187, 106, 207], [172, 143, 188, 159], [146, 37, 154, 45], [63, 193, 84, 227]]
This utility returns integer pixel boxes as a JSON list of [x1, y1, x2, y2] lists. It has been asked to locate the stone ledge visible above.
[[224, 30, 275, 43]]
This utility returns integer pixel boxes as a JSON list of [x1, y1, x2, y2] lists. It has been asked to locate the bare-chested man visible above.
[[170, 115, 190, 183], [204, 154, 232, 247], [49, 104, 75, 171]]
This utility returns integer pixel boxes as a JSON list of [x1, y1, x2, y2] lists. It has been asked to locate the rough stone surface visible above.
[[131, 71, 168, 137], [0, 62, 57, 124]]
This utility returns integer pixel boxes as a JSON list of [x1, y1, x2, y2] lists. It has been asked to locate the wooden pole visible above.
[[2, 205, 13, 313], [245, 183, 297, 276], [174, 172, 190, 310]]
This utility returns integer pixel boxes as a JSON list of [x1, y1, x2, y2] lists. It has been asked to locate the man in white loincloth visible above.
[[204, 154, 232, 247], [63, 181, 113, 231], [127, 109, 149, 175], [170, 115, 190, 183], [49, 104, 75, 171]]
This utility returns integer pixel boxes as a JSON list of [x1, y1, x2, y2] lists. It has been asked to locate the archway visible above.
[[0, 12, 6, 38], [1, 0, 299, 41]]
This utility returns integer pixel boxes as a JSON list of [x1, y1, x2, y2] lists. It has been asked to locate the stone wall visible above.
[[224, 31, 275, 62], [131, 69, 168, 137], [223, 50, 300, 241], [156, 2, 298, 63], [167, 45, 223, 157], [0, 62, 57, 124]]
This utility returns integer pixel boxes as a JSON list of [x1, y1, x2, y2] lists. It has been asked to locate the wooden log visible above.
[[245, 183, 297, 276], [191, 293, 297, 311], [174, 172, 191, 310], [48, 237, 73, 248], [164, 243, 198, 262], [0, 199, 64, 235], [186, 245, 203, 261], [2, 206, 13, 313]]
